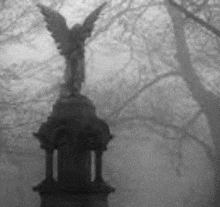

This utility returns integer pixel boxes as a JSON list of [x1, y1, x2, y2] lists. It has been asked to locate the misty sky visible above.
[[0, 0, 160, 80]]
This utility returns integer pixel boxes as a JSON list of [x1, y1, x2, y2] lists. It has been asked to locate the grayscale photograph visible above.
[[0, 0, 219, 206]]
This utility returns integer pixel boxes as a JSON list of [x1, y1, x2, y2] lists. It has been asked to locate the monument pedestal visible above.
[[33, 94, 114, 207], [34, 180, 114, 207], [41, 194, 108, 207]]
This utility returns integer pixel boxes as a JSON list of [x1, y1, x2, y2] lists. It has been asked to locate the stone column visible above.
[[94, 150, 103, 183], [45, 148, 54, 182]]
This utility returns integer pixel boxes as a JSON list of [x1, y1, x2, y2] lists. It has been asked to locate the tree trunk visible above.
[[206, 111, 220, 206], [165, 1, 220, 206]]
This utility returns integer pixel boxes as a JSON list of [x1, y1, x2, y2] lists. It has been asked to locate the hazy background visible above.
[[1, 0, 219, 206]]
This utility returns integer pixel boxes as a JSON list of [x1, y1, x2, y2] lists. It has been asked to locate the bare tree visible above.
[[162, 1, 220, 206]]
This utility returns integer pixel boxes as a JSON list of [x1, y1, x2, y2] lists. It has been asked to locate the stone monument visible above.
[[33, 3, 115, 207]]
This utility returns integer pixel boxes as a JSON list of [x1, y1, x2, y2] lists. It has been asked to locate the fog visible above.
[[0, 0, 219, 206]]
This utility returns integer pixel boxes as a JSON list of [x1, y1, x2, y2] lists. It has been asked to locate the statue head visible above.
[[71, 23, 81, 31], [70, 23, 85, 41]]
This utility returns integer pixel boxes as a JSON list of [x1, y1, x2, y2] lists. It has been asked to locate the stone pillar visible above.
[[45, 148, 54, 182], [33, 94, 114, 207], [95, 150, 103, 183]]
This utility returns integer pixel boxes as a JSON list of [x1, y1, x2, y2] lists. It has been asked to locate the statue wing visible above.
[[81, 2, 107, 39], [38, 4, 72, 56]]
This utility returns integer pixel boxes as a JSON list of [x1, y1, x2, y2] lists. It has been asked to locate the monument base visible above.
[[34, 181, 114, 207], [41, 194, 108, 207]]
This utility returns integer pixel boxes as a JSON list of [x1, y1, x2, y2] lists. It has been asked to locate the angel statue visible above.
[[38, 3, 107, 95]]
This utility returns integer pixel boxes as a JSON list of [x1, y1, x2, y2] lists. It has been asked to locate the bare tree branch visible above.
[[169, 0, 220, 38], [107, 71, 180, 118]]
